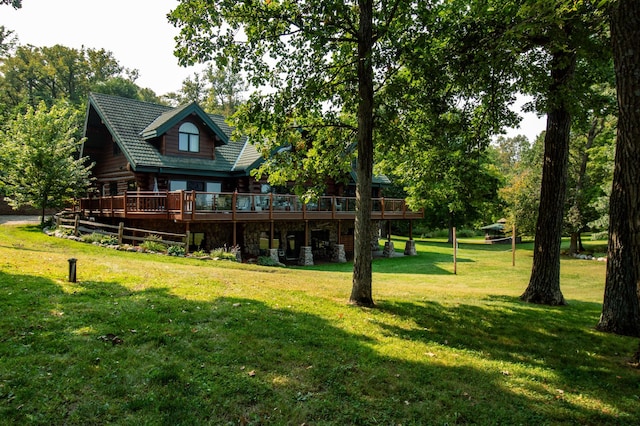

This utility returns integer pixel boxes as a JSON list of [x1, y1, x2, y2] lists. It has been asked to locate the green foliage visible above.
[[164, 63, 246, 116], [210, 246, 239, 262], [80, 232, 107, 244], [167, 245, 186, 257], [190, 249, 208, 258], [496, 133, 544, 236], [0, 43, 160, 121], [0, 101, 94, 224], [139, 235, 166, 253]]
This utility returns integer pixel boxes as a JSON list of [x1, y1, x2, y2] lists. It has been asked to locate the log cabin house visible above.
[[77, 92, 422, 264]]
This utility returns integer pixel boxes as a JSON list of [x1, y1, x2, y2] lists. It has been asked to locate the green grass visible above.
[[1, 225, 638, 425]]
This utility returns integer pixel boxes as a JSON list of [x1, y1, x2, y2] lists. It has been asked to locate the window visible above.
[[178, 122, 199, 152]]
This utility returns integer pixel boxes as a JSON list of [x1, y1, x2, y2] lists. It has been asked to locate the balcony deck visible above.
[[77, 191, 423, 223]]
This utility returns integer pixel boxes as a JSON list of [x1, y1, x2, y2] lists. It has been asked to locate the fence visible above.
[[56, 215, 189, 253]]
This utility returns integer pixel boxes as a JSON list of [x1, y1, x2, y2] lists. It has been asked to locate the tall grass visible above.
[[0, 225, 637, 425]]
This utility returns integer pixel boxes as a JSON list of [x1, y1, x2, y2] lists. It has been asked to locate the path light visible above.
[[68, 258, 77, 282]]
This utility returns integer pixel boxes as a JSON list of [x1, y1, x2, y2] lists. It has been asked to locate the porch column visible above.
[[404, 219, 417, 256], [270, 221, 275, 249], [233, 221, 237, 246]]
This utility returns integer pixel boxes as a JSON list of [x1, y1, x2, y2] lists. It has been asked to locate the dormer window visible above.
[[179, 122, 199, 153]]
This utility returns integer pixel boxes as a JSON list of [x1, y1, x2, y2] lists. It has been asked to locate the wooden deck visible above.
[[77, 191, 423, 222]]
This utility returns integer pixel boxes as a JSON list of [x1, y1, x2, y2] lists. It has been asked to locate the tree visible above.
[[203, 63, 246, 116], [0, 102, 93, 225], [0, 43, 157, 120], [92, 76, 164, 104], [0, 0, 21, 8], [0, 25, 17, 56], [169, 0, 431, 307], [502, 1, 610, 306], [565, 112, 616, 255], [496, 133, 544, 237], [597, 0, 640, 338]]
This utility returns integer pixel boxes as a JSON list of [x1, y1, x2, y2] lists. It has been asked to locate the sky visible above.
[[1, 0, 546, 140]]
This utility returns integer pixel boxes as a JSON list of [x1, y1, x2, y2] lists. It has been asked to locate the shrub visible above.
[[191, 249, 209, 258], [139, 235, 167, 253], [211, 246, 239, 261], [100, 235, 119, 245], [81, 232, 105, 243], [167, 245, 186, 257]]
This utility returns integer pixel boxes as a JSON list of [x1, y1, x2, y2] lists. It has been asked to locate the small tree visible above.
[[0, 101, 93, 225]]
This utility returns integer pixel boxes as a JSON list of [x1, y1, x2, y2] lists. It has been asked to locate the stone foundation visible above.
[[382, 241, 395, 257], [268, 248, 279, 264], [298, 246, 314, 266], [332, 244, 347, 263], [404, 240, 417, 256]]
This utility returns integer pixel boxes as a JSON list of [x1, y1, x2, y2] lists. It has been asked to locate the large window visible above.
[[178, 122, 199, 152]]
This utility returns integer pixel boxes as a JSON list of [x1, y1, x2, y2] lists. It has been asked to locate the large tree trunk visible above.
[[350, 0, 374, 307], [597, 155, 639, 335], [598, 0, 640, 336], [520, 50, 575, 306], [569, 232, 579, 256]]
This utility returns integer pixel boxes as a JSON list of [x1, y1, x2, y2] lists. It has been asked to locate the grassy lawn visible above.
[[1, 225, 638, 425]]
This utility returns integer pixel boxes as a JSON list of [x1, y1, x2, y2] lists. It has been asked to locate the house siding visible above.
[[163, 119, 219, 160]]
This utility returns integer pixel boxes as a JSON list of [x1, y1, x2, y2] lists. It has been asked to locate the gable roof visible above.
[[140, 101, 229, 143], [84, 92, 260, 176]]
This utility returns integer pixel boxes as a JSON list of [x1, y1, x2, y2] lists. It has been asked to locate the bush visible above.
[[139, 234, 167, 253], [100, 235, 119, 245], [167, 245, 185, 257], [211, 245, 239, 261], [81, 232, 105, 243]]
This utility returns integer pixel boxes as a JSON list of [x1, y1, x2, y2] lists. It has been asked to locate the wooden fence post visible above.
[[118, 222, 124, 245], [74, 214, 79, 236], [512, 223, 516, 267], [453, 226, 457, 275]]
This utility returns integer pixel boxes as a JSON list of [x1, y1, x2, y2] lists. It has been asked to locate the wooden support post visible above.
[[512, 223, 516, 267], [180, 190, 185, 220], [338, 220, 342, 245], [118, 222, 124, 245], [269, 193, 274, 220], [233, 221, 237, 246], [453, 226, 457, 275], [232, 190, 237, 221], [185, 222, 190, 255], [332, 195, 336, 219], [270, 221, 275, 249], [387, 220, 392, 242], [123, 190, 127, 217], [409, 220, 413, 240], [191, 190, 196, 221], [73, 214, 79, 236], [304, 221, 309, 247]]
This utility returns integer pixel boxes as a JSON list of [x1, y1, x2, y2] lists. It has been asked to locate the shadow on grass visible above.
[[304, 247, 474, 275], [377, 296, 638, 418], [1, 269, 637, 425]]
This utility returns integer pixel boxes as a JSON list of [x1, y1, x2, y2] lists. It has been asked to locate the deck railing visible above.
[[78, 191, 423, 221]]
